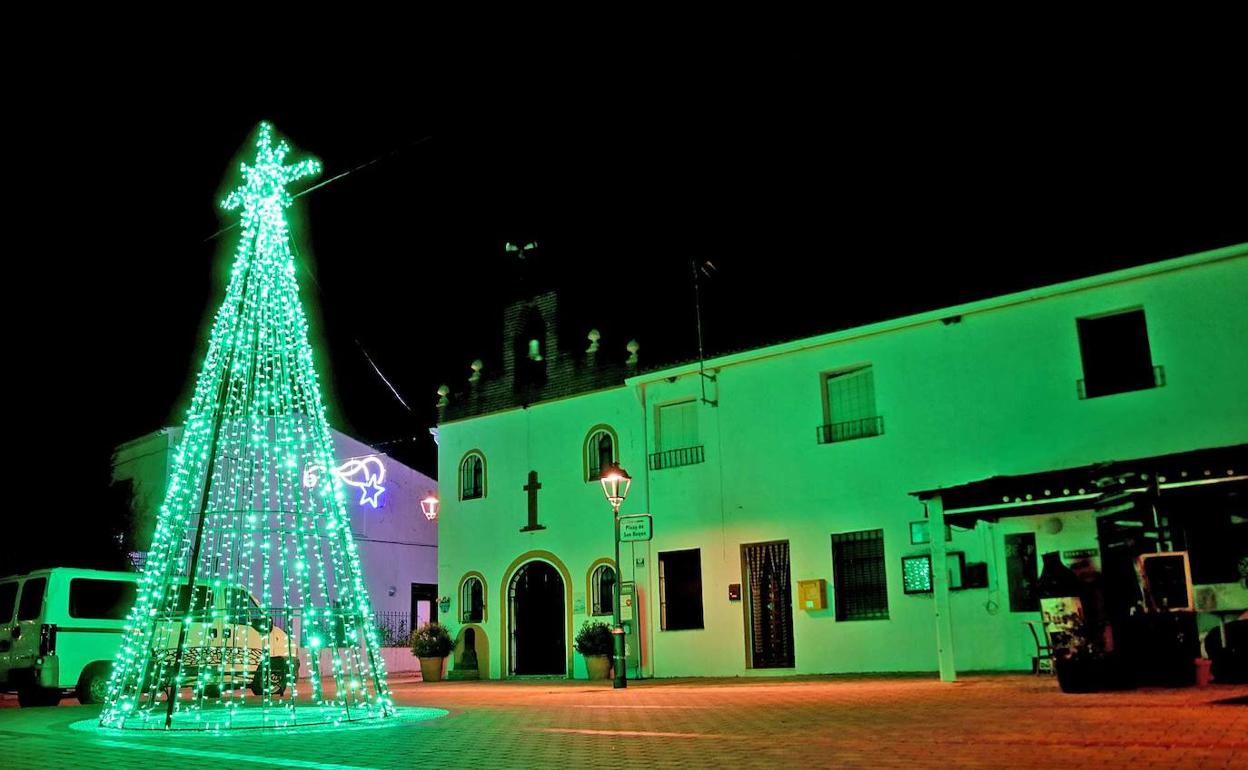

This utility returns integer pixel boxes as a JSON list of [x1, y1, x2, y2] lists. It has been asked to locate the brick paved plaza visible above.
[[2, 675, 1245, 769]]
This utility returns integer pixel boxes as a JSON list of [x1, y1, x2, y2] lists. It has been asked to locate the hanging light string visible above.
[[288, 236, 417, 419], [204, 130, 430, 428], [100, 122, 395, 730]]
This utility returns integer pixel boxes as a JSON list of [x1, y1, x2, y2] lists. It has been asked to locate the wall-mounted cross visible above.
[[521, 470, 546, 532]]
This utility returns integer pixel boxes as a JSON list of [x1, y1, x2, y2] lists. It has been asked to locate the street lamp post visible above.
[[599, 463, 632, 689]]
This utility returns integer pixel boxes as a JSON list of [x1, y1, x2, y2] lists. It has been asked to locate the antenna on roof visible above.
[[692, 259, 718, 407]]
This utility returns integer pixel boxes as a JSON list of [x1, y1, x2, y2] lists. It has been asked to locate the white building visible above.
[[435, 244, 1248, 680], [113, 426, 439, 642]]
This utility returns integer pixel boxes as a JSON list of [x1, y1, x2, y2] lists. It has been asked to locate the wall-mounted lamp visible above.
[[421, 492, 440, 521]]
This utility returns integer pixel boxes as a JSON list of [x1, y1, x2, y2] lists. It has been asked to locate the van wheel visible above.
[[77, 663, 112, 705], [18, 687, 62, 707], [251, 667, 287, 697]]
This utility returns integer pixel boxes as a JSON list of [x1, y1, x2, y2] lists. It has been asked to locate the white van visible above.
[[0, 568, 298, 707]]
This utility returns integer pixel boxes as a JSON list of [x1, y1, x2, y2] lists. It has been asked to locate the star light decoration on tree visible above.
[[99, 123, 395, 731]]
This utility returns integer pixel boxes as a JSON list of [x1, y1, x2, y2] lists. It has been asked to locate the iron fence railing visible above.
[[816, 415, 884, 444], [372, 611, 414, 647], [648, 445, 706, 471]]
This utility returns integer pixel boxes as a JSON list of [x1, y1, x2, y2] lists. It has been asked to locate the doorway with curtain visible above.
[[742, 541, 795, 668]]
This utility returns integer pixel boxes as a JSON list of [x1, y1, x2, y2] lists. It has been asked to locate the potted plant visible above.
[[412, 622, 454, 683], [1054, 614, 1109, 693], [575, 620, 614, 680]]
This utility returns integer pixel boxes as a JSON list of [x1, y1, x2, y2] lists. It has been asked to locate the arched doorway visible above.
[[509, 560, 566, 675]]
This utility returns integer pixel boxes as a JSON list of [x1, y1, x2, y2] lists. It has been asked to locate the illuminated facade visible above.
[[435, 244, 1247, 680], [114, 426, 438, 620]]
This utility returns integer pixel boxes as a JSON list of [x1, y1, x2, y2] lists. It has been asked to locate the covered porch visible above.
[[911, 443, 1248, 683]]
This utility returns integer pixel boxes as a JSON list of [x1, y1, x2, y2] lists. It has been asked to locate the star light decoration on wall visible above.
[[303, 456, 388, 508]]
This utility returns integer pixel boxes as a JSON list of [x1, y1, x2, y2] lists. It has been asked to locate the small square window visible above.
[[831, 530, 889, 620], [819, 366, 883, 443], [1076, 309, 1160, 398], [658, 549, 704, 630]]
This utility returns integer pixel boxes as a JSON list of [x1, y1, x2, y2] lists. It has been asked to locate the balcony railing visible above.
[[1077, 365, 1165, 400], [648, 445, 706, 471], [817, 415, 884, 444]]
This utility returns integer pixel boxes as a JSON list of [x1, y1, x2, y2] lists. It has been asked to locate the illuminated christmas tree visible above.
[[100, 123, 394, 730]]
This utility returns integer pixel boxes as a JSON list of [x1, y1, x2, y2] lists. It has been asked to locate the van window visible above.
[[70, 579, 138, 620], [0, 582, 17, 622], [225, 588, 259, 610], [173, 585, 213, 615], [17, 577, 46, 621]]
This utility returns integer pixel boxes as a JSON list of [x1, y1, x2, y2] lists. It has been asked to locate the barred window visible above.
[[820, 365, 882, 443], [591, 563, 616, 616], [460, 452, 485, 500], [658, 401, 698, 452], [585, 428, 617, 482], [461, 576, 484, 623], [831, 529, 889, 621]]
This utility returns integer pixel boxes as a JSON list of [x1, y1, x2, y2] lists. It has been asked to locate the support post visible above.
[[612, 512, 627, 688], [929, 495, 957, 682]]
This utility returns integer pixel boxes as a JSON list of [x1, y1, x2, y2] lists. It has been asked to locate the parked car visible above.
[[0, 568, 297, 707]]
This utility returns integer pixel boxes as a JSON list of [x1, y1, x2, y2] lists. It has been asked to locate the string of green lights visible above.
[[99, 122, 395, 731]]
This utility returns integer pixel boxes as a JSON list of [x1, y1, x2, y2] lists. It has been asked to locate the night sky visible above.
[[7, 44, 1246, 571]]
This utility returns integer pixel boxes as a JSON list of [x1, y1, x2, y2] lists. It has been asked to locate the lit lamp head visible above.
[[600, 464, 632, 513], [420, 493, 440, 521]]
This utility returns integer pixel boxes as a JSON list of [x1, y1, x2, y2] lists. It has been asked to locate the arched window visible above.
[[460, 451, 485, 500], [584, 426, 618, 482], [590, 563, 617, 616], [460, 575, 485, 623]]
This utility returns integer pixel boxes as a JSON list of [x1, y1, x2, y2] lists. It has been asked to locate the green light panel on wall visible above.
[[902, 555, 934, 594]]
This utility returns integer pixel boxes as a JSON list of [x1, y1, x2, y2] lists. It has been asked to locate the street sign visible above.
[[618, 514, 653, 542]]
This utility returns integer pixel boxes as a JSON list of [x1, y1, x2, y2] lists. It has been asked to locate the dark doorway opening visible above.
[[509, 561, 566, 676], [411, 582, 438, 629]]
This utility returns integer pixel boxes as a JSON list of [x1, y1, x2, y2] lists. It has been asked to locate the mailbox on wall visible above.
[[797, 579, 827, 610]]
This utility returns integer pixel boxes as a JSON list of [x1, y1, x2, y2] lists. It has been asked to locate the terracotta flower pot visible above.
[[419, 656, 446, 683], [584, 654, 612, 681], [1055, 656, 1102, 693]]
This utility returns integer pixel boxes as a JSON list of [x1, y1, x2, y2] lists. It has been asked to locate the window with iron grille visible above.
[[460, 452, 485, 500], [651, 401, 705, 470], [461, 576, 485, 623], [658, 549, 704, 630], [591, 563, 616, 616], [585, 428, 617, 482], [820, 365, 882, 443], [831, 530, 889, 620], [659, 400, 698, 451]]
